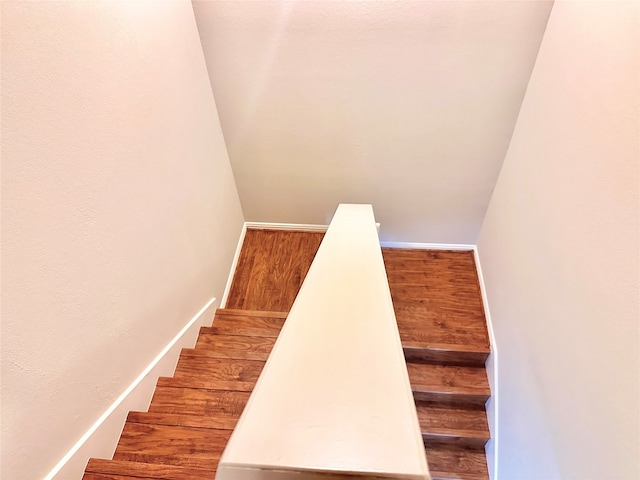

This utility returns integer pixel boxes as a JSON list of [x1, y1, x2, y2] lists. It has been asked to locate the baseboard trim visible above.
[[379, 241, 475, 250], [244, 221, 329, 232], [220, 224, 248, 308], [44, 297, 217, 480], [473, 247, 499, 480]]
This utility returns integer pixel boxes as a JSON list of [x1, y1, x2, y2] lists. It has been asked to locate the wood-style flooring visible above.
[[84, 229, 491, 480], [225, 229, 324, 311]]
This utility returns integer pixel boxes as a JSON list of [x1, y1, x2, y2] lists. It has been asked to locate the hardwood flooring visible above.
[[84, 229, 491, 480], [225, 229, 324, 311]]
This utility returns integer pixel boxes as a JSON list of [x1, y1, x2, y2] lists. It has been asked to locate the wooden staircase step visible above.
[[425, 445, 489, 480], [126, 411, 239, 430], [417, 403, 490, 448], [113, 423, 230, 471], [84, 474, 156, 480], [403, 342, 489, 367], [84, 458, 213, 480], [194, 333, 276, 361], [172, 355, 265, 391], [407, 363, 490, 406], [396, 308, 489, 344], [148, 386, 250, 417], [215, 308, 289, 319], [207, 309, 287, 337]]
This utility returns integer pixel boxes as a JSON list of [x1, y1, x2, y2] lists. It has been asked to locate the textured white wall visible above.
[[192, 0, 553, 244], [476, 1, 639, 478], [0, 1, 244, 478]]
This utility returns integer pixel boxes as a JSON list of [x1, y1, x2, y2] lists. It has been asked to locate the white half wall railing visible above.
[[216, 204, 431, 480]]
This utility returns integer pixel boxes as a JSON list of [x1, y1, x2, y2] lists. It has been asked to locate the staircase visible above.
[[83, 229, 491, 480], [383, 248, 491, 480]]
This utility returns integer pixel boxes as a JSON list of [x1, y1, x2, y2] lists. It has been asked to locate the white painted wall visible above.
[[0, 1, 244, 478], [476, 1, 639, 478], [192, 0, 553, 244]]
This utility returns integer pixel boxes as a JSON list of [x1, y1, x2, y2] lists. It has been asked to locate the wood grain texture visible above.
[[84, 237, 492, 480], [172, 355, 266, 391], [207, 310, 286, 337], [417, 403, 490, 448], [382, 248, 490, 367], [194, 332, 276, 361], [407, 362, 490, 406], [113, 423, 231, 471], [85, 459, 213, 480], [225, 229, 324, 311], [83, 474, 156, 480], [127, 411, 239, 431], [425, 445, 489, 480], [148, 386, 250, 418]]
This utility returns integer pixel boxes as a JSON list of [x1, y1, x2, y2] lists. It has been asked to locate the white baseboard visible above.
[[45, 297, 218, 480], [379, 241, 475, 250], [244, 221, 329, 232], [220, 224, 248, 308], [473, 247, 499, 480]]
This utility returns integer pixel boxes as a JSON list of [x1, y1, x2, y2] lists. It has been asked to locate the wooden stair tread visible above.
[[215, 308, 288, 319], [84, 474, 157, 480], [149, 386, 250, 417], [194, 333, 276, 361], [397, 313, 489, 347], [172, 356, 265, 391], [113, 423, 231, 470], [85, 458, 214, 480], [403, 343, 489, 367], [204, 312, 285, 338], [127, 411, 238, 430], [408, 363, 490, 395], [426, 445, 489, 480], [417, 403, 489, 436]]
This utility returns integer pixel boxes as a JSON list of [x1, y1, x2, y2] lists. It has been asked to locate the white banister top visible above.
[[216, 204, 430, 480]]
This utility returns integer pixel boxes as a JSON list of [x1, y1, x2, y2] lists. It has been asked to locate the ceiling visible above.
[[192, 0, 554, 243]]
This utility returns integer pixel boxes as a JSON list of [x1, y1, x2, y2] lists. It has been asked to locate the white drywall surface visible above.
[[217, 204, 429, 480], [476, 1, 639, 478], [192, 0, 553, 244], [0, 1, 244, 478]]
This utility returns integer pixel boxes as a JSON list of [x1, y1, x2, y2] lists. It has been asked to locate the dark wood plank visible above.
[[425, 445, 489, 480], [407, 363, 490, 406], [127, 411, 238, 431], [403, 343, 489, 367], [207, 310, 286, 338], [215, 308, 288, 318], [226, 229, 324, 311], [417, 403, 490, 448], [172, 355, 265, 391], [148, 386, 250, 417], [113, 423, 230, 471], [382, 248, 490, 353], [194, 333, 276, 361], [84, 474, 156, 480], [85, 459, 213, 480]]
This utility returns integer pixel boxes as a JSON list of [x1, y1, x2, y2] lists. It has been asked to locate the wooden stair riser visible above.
[[172, 356, 266, 391], [113, 423, 231, 471], [403, 346, 489, 367], [84, 459, 214, 480], [148, 386, 249, 418], [423, 432, 488, 449], [413, 391, 489, 407], [194, 332, 276, 361]]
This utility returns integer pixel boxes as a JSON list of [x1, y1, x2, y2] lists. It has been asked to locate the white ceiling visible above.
[[193, 0, 554, 243]]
